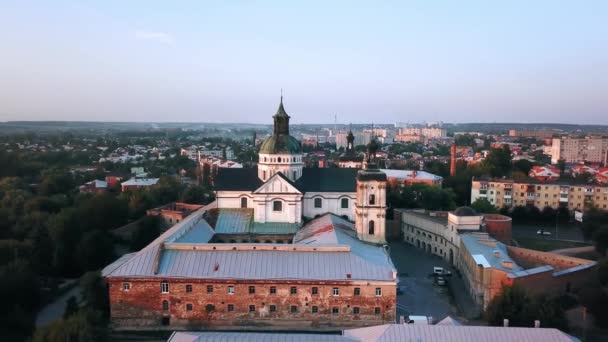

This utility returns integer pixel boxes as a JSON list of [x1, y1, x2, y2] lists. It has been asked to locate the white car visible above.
[[536, 230, 552, 236]]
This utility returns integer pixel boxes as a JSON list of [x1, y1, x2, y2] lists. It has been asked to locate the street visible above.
[[388, 241, 477, 323]]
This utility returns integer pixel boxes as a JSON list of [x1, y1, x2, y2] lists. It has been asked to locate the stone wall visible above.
[[108, 278, 396, 331], [506, 246, 594, 271]]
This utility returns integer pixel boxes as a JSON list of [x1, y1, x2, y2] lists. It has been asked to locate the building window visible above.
[[314, 198, 322, 208], [369, 194, 376, 205], [227, 304, 234, 312], [228, 286, 234, 295], [186, 285, 192, 293], [249, 286, 255, 294], [162, 300, 169, 311], [161, 281, 169, 293], [369, 220, 375, 235], [293, 170, 297, 180], [290, 305, 298, 313], [273, 201, 283, 212], [290, 287, 297, 295], [263, 170, 267, 179], [333, 287, 339, 296], [270, 305, 277, 312], [374, 307, 381, 315], [186, 303, 193, 311], [353, 307, 360, 315], [240, 197, 247, 208], [375, 288, 382, 296], [332, 307, 339, 315], [270, 286, 277, 294], [354, 287, 360, 296], [249, 305, 255, 313], [122, 282, 130, 291], [341, 198, 349, 209], [311, 287, 318, 295], [312, 306, 318, 314], [207, 285, 213, 293]]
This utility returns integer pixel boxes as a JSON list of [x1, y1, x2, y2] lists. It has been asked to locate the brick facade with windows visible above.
[[108, 278, 395, 329]]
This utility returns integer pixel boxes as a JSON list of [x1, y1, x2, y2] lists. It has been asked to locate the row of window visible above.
[[313, 197, 350, 209], [153, 282, 383, 296], [161, 301, 383, 315], [261, 156, 301, 163]]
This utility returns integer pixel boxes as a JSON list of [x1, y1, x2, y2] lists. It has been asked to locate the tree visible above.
[[75, 230, 115, 272], [598, 259, 608, 286], [130, 215, 161, 251], [33, 309, 107, 342], [482, 145, 512, 177], [512, 159, 534, 177], [485, 285, 567, 330], [471, 198, 498, 214], [557, 159, 566, 174], [64, 296, 79, 319], [574, 172, 593, 184], [592, 226, 608, 256], [80, 271, 109, 315]]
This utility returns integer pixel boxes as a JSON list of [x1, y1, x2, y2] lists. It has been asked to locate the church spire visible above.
[[273, 93, 290, 135]]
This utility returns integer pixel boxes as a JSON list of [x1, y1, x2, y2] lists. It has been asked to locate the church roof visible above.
[[214, 167, 262, 191], [215, 167, 358, 193], [259, 134, 302, 154], [295, 168, 358, 192]]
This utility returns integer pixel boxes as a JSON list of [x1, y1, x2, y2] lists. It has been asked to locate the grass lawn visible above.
[[515, 237, 591, 252]]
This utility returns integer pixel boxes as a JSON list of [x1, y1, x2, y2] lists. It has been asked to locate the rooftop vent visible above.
[[493, 250, 501, 258]]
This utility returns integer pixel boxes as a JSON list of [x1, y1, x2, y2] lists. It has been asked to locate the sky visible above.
[[1, 1, 607, 124]]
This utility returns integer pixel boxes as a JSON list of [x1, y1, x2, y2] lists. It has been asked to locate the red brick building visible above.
[[103, 211, 397, 330]]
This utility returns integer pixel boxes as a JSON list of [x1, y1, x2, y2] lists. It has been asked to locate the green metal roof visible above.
[[259, 134, 302, 154], [213, 208, 301, 235]]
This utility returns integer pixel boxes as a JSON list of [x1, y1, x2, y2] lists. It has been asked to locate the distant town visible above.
[[2, 100, 608, 341]]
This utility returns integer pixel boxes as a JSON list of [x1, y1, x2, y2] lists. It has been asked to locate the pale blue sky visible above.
[[1, 1, 607, 124]]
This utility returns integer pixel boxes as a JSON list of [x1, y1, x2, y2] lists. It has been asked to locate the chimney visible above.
[[450, 144, 457, 177], [534, 320, 540, 328], [503, 319, 509, 327]]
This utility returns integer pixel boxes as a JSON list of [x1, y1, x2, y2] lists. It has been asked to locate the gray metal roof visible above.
[[103, 211, 395, 282], [460, 233, 524, 273], [213, 208, 300, 234], [168, 325, 579, 342]]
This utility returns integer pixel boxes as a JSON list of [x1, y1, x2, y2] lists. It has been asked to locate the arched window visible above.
[[262, 170, 267, 180], [293, 170, 297, 180], [341, 198, 349, 209], [278, 157, 282, 163], [162, 300, 169, 311], [369, 220, 375, 235], [273, 201, 282, 212], [240, 197, 247, 208], [314, 198, 322, 208], [369, 194, 376, 205]]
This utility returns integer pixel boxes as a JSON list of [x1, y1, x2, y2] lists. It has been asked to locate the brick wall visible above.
[[506, 246, 593, 270], [109, 278, 396, 330], [483, 214, 512, 245]]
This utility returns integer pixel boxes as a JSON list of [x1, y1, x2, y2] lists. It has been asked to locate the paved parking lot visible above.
[[388, 241, 480, 323]]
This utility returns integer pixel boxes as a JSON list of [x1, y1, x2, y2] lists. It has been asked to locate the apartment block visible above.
[[471, 178, 608, 212], [550, 137, 608, 164]]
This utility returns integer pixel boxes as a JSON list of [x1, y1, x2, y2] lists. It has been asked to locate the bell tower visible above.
[[355, 137, 387, 244]]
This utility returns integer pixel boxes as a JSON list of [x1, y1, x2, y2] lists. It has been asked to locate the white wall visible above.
[[302, 192, 356, 221]]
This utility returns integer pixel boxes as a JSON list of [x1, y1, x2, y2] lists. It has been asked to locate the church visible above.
[[102, 99, 396, 330], [214, 97, 388, 244]]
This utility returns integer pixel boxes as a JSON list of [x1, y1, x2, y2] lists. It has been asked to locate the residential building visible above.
[[471, 178, 608, 211], [121, 177, 160, 192], [381, 169, 443, 187], [79, 179, 108, 193], [508, 129, 555, 139], [550, 137, 608, 164]]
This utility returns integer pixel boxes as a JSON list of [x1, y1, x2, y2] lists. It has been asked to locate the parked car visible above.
[[433, 267, 452, 277], [435, 276, 446, 286], [536, 230, 552, 236]]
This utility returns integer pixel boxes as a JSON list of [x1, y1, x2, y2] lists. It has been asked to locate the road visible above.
[[388, 241, 477, 323], [35, 284, 81, 327], [511, 222, 586, 242]]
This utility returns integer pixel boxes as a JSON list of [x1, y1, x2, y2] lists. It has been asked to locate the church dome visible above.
[[259, 134, 302, 154], [453, 206, 478, 216], [259, 97, 302, 155]]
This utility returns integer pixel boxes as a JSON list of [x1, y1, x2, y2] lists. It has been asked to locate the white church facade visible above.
[[214, 98, 387, 244]]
